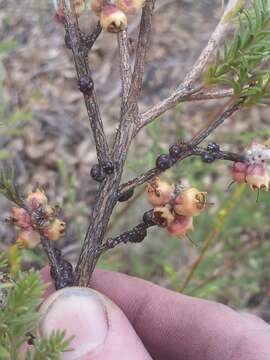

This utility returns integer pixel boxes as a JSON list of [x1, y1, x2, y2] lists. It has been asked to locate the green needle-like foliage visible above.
[[32, 330, 73, 360], [0, 161, 24, 206], [205, 0, 270, 105], [0, 270, 44, 359], [0, 261, 72, 360]]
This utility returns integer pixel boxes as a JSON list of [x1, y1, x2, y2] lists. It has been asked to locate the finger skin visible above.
[[42, 268, 270, 360], [90, 269, 270, 360], [39, 286, 153, 360]]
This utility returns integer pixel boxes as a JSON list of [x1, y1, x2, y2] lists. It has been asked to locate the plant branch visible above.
[[119, 101, 243, 196], [182, 0, 241, 87], [137, 0, 241, 131], [126, 0, 156, 111], [98, 220, 155, 255], [83, 22, 102, 50], [75, 1, 156, 286], [40, 237, 62, 278], [118, 147, 244, 196], [137, 87, 234, 132], [117, 30, 132, 108], [63, 13, 109, 163]]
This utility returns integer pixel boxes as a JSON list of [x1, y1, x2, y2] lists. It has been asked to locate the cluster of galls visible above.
[[201, 142, 220, 163], [232, 141, 270, 191], [146, 177, 207, 238], [91, 159, 115, 182], [155, 143, 183, 171], [9, 189, 66, 249], [92, 0, 145, 33]]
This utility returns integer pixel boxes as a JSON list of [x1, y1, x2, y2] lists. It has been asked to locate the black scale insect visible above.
[[91, 164, 105, 182], [206, 142, 220, 152], [91, 160, 115, 182], [101, 160, 114, 175], [78, 76, 94, 96], [156, 154, 172, 170], [169, 144, 182, 158], [107, 223, 148, 248], [118, 188, 134, 202], [201, 142, 220, 163], [143, 210, 156, 226], [201, 153, 216, 163]]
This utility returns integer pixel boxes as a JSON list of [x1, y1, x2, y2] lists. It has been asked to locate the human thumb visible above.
[[38, 286, 153, 360]]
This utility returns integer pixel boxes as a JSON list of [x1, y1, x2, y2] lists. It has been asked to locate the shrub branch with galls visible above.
[[7, 188, 74, 289], [97, 139, 270, 248], [4, 0, 267, 288], [52, 0, 234, 286]]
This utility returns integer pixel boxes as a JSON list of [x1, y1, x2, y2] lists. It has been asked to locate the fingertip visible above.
[[39, 287, 153, 360]]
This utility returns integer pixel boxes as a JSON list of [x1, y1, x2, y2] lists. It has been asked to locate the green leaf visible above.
[[205, 0, 270, 105]]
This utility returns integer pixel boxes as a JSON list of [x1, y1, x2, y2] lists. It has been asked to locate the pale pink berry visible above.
[[26, 189, 48, 210], [246, 163, 269, 191], [100, 5, 127, 33], [116, 0, 145, 15], [167, 215, 193, 238], [11, 207, 31, 229], [232, 162, 248, 184], [153, 206, 175, 227], [174, 188, 207, 217], [17, 229, 40, 249], [44, 219, 66, 241], [147, 177, 174, 206]]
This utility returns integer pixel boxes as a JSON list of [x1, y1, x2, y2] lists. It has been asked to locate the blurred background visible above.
[[1, 0, 270, 319]]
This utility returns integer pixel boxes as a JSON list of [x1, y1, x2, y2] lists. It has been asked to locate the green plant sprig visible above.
[[205, 0, 270, 105], [0, 263, 72, 360], [0, 162, 24, 207]]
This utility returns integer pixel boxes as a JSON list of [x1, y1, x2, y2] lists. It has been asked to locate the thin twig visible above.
[[137, 88, 234, 132], [182, 0, 241, 86], [117, 30, 132, 108], [118, 147, 244, 196], [192, 148, 245, 162], [83, 22, 102, 50], [63, 14, 109, 163], [119, 103, 243, 196], [99, 221, 155, 255], [40, 236, 64, 281], [126, 0, 156, 111], [138, 0, 240, 130]]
